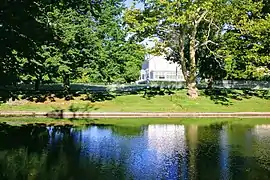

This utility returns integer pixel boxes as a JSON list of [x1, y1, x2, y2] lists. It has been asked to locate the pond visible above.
[[0, 123, 270, 179]]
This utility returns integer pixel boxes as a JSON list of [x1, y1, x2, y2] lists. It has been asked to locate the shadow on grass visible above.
[[142, 86, 175, 100], [0, 90, 77, 103], [0, 84, 179, 104], [203, 88, 270, 106], [0, 89, 117, 104], [81, 91, 115, 102]]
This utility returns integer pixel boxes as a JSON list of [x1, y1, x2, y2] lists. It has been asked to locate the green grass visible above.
[[0, 90, 269, 112], [1, 117, 270, 127]]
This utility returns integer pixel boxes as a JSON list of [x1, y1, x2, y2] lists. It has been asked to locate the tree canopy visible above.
[[0, 0, 269, 98], [0, 0, 144, 89], [125, 0, 270, 98]]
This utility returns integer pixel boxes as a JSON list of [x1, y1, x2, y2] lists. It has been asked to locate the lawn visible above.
[[0, 90, 269, 112]]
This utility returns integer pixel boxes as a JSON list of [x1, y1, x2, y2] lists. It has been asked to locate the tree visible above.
[[85, 0, 144, 84], [43, 6, 103, 91], [220, 0, 270, 80], [57, 0, 145, 84], [0, 0, 56, 86], [0, 0, 100, 88], [1, 0, 144, 93], [33, 0, 143, 90], [125, 0, 263, 98]]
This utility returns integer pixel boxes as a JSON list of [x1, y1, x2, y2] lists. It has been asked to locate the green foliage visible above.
[[125, 0, 270, 85], [221, 12, 270, 80], [1, 0, 269, 92], [212, 0, 270, 80], [0, 0, 144, 89], [0, 0, 56, 85]]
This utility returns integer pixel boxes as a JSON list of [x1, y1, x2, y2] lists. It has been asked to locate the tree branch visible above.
[[195, 40, 200, 47], [206, 17, 213, 40], [195, 17, 219, 48], [204, 17, 220, 31], [205, 44, 226, 69], [199, 40, 219, 47], [195, 10, 208, 26], [206, 46, 224, 69]]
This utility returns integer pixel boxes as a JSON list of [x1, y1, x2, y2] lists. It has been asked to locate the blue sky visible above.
[[124, 0, 153, 47], [125, 0, 144, 9], [125, 0, 134, 7]]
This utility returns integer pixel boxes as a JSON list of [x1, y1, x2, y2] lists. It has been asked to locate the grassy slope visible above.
[[0, 90, 269, 112], [1, 117, 270, 127]]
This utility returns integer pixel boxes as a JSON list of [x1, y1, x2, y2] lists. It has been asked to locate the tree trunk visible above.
[[207, 76, 214, 89], [179, 34, 188, 82], [63, 74, 70, 93], [35, 79, 40, 91], [63, 74, 73, 100], [187, 31, 199, 99]]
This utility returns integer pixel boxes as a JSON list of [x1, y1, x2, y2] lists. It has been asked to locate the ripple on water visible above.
[[1, 123, 270, 179]]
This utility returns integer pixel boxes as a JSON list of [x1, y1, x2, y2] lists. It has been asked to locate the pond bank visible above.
[[1, 111, 270, 118], [1, 116, 270, 127]]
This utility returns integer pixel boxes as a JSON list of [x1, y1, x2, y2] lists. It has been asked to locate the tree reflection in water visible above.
[[0, 123, 270, 179]]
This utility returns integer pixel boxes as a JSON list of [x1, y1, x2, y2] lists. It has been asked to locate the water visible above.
[[0, 123, 270, 179]]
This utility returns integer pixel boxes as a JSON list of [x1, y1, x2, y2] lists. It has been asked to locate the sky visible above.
[[124, 0, 144, 9], [124, 0, 155, 48]]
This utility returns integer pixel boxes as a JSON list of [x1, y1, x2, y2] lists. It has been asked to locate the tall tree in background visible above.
[[41, 5, 103, 91], [125, 0, 264, 98], [0, 0, 144, 91], [84, 0, 144, 84], [221, 0, 270, 80]]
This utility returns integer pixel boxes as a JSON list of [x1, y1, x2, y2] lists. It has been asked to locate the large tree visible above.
[[125, 0, 263, 98], [84, 0, 144, 84], [1, 0, 144, 92], [220, 0, 270, 80], [0, 0, 56, 86]]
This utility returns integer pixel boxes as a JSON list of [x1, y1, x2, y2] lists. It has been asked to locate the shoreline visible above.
[[1, 111, 270, 118], [1, 116, 270, 127]]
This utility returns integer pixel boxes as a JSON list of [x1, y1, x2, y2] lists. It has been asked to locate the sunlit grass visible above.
[[0, 90, 269, 112]]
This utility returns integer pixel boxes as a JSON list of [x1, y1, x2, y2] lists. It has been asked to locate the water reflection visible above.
[[0, 123, 270, 179], [220, 127, 229, 180], [147, 125, 187, 179]]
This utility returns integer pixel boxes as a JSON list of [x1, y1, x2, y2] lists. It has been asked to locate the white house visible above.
[[138, 54, 185, 83]]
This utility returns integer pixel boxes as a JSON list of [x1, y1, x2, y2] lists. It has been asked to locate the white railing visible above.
[[1, 80, 269, 93]]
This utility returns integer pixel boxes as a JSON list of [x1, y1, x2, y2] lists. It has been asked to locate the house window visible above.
[[154, 71, 165, 80], [166, 72, 176, 80], [159, 76, 165, 79], [150, 71, 154, 80], [177, 75, 183, 80], [141, 74, 145, 80], [169, 75, 176, 80]]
